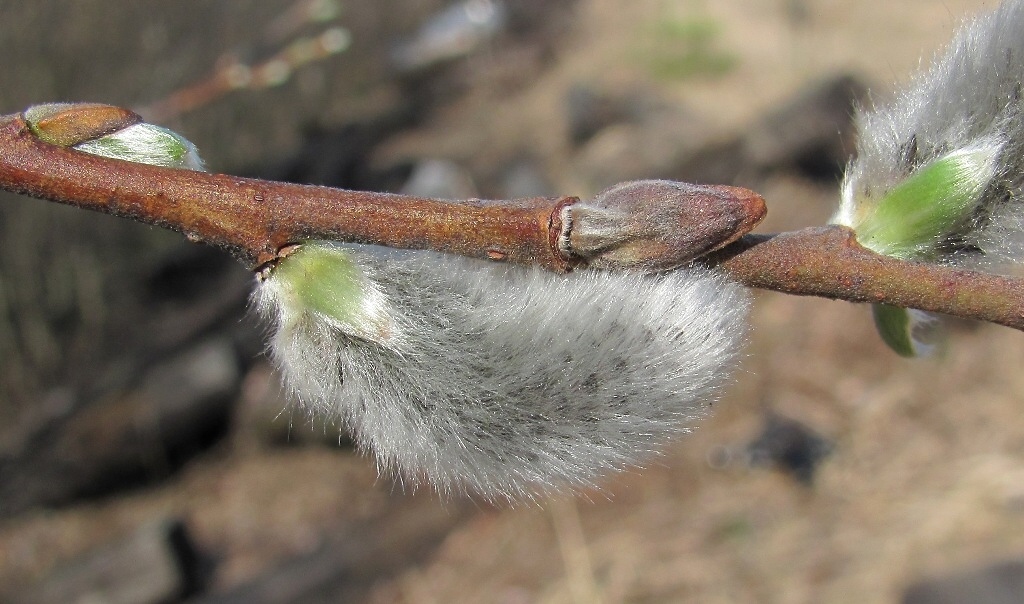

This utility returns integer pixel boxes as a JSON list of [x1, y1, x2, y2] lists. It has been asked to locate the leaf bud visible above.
[[563, 180, 766, 271]]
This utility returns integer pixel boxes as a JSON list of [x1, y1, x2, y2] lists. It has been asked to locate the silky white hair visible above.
[[838, 0, 1024, 270], [74, 123, 206, 171], [256, 244, 748, 502]]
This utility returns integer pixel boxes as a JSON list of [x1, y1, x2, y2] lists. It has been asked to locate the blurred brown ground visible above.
[[2, 1, 1022, 602]]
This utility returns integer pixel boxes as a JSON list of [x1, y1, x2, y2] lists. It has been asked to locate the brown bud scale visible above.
[[24, 103, 142, 148]]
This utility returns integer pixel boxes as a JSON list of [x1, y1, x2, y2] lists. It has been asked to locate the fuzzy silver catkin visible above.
[[256, 244, 748, 502], [838, 0, 1024, 271]]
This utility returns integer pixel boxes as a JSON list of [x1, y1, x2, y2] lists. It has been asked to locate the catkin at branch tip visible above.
[[256, 243, 749, 502]]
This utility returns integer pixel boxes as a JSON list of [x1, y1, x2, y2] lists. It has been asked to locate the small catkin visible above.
[[256, 243, 748, 502], [837, 0, 1024, 271]]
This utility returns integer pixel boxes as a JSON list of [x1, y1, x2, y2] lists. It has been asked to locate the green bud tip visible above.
[[849, 141, 1002, 259], [267, 243, 396, 345], [871, 304, 943, 358], [24, 102, 204, 171], [73, 123, 205, 171]]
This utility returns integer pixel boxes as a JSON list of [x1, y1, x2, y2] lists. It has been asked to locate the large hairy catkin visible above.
[[837, 0, 1024, 270], [256, 243, 748, 501]]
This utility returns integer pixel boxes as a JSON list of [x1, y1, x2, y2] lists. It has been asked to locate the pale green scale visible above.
[[78, 126, 185, 162], [871, 304, 943, 358], [273, 244, 365, 324], [871, 304, 915, 357], [271, 243, 393, 344], [849, 144, 997, 357], [74, 124, 205, 171], [854, 145, 999, 259]]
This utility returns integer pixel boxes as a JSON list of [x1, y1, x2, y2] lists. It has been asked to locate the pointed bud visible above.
[[25, 103, 141, 147], [24, 102, 204, 171], [562, 180, 766, 271], [73, 122, 205, 171], [842, 142, 1001, 259], [871, 304, 944, 358], [834, 0, 1024, 355]]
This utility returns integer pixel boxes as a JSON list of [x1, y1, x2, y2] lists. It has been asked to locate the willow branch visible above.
[[705, 228, 1024, 330], [1, 111, 1023, 331], [0, 112, 573, 272]]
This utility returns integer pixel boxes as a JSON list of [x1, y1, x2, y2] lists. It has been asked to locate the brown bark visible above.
[[1, 109, 1023, 332], [707, 228, 1024, 330], [0, 112, 573, 272]]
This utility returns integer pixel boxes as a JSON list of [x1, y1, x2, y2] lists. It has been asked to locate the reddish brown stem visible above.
[[705, 228, 1024, 330], [1, 111, 1023, 332], [0, 113, 572, 272]]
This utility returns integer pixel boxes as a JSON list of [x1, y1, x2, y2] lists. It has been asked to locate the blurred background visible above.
[[1, 1, 1022, 602]]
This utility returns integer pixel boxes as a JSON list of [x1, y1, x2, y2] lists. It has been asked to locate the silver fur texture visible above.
[[257, 244, 748, 502], [838, 0, 1024, 270]]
